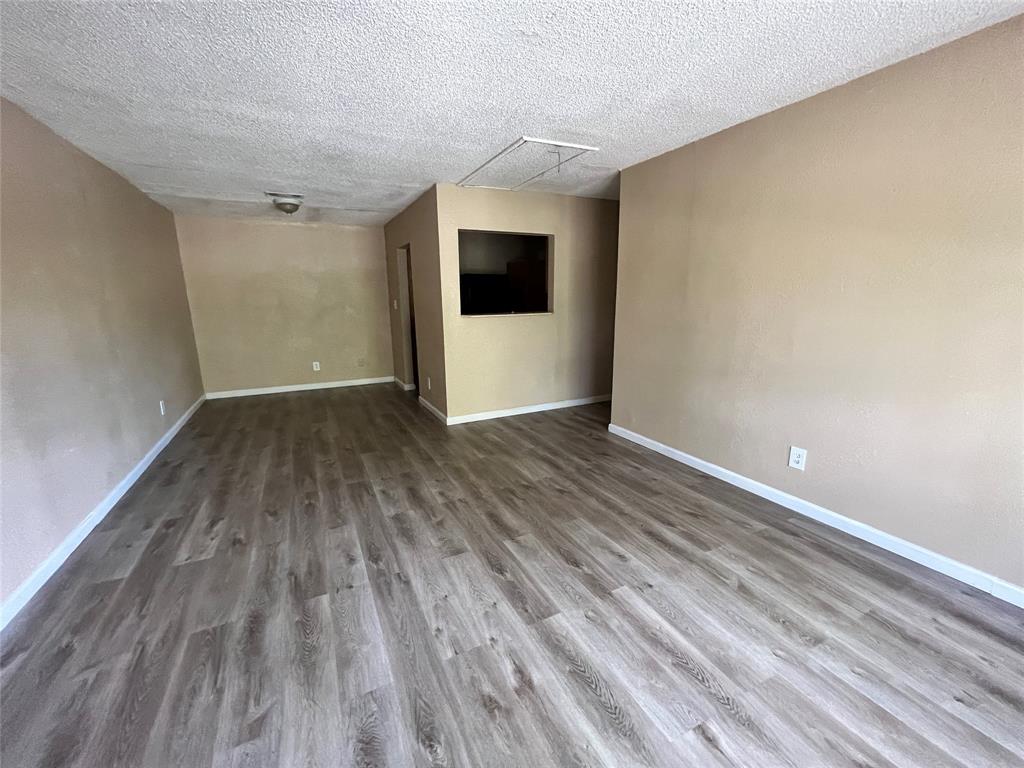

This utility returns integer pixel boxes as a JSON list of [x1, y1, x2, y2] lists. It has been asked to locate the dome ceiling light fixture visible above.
[[265, 191, 304, 214]]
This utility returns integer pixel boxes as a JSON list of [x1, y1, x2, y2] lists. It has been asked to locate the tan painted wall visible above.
[[175, 215, 393, 393], [436, 184, 619, 418], [383, 241, 415, 390], [0, 99, 204, 602], [611, 19, 1024, 586], [383, 187, 448, 413]]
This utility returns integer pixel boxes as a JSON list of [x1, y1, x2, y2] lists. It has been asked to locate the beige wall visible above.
[[612, 19, 1024, 586], [384, 187, 448, 413], [436, 184, 619, 418], [175, 215, 393, 393], [0, 99, 204, 603]]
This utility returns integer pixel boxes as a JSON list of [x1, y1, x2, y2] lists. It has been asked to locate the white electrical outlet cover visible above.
[[312, 361, 320, 371], [788, 446, 807, 471]]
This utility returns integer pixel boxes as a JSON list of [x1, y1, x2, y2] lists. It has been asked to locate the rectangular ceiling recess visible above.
[[457, 136, 599, 191]]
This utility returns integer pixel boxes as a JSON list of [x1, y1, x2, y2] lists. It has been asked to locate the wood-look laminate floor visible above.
[[3, 385, 1023, 768]]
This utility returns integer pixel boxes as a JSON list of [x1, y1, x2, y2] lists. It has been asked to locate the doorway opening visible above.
[[398, 245, 419, 391]]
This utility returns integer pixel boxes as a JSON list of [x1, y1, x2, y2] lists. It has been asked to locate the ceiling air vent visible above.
[[458, 136, 598, 191]]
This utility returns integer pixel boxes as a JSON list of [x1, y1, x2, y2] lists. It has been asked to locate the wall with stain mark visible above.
[[175, 215, 393, 393], [1, 98, 204, 602]]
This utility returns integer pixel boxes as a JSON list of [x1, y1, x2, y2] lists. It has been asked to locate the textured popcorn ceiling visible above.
[[1, 1, 1019, 225]]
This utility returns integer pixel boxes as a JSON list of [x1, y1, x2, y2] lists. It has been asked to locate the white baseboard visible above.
[[1, 395, 207, 631], [607, 423, 1024, 611], [395, 378, 417, 392], [418, 396, 448, 424], [446, 395, 611, 426], [206, 376, 395, 399]]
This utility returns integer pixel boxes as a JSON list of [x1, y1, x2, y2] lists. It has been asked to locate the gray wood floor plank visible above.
[[338, 684, 415, 768], [279, 593, 345, 767], [746, 675, 902, 768], [327, 523, 393, 697], [142, 622, 230, 767], [531, 610, 683, 768], [216, 542, 289, 768], [809, 636, 1024, 767], [76, 569, 197, 767], [442, 644, 567, 768], [609, 585, 799, 768], [504, 532, 603, 615], [558, 602, 708, 742], [775, 652, 972, 767], [349, 474, 478, 767]]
